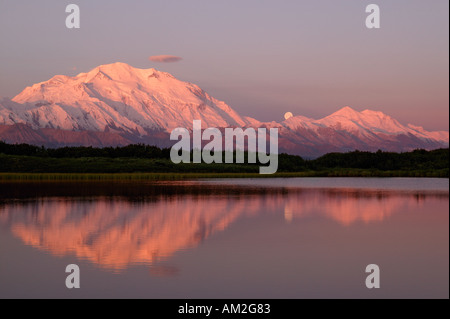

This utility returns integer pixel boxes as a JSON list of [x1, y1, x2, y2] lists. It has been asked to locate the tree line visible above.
[[0, 141, 448, 174]]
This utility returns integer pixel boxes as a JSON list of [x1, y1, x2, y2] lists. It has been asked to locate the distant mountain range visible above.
[[0, 62, 448, 157]]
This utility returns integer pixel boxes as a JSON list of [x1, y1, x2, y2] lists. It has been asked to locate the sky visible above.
[[0, 0, 448, 131]]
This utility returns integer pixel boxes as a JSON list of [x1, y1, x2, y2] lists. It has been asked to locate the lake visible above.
[[0, 178, 448, 298]]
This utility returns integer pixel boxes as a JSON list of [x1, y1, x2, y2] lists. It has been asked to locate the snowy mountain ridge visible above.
[[0, 62, 448, 156], [5, 62, 249, 134]]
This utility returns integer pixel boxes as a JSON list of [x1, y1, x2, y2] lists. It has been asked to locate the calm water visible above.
[[0, 178, 448, 298]]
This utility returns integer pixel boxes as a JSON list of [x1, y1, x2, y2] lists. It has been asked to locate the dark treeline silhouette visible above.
[[308, 149, 449, 171], [0, 142, 171, 159], [0, 141, 448, 175]]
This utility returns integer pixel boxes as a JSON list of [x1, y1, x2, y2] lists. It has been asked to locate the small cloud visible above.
[[149, 55, 183, 63]]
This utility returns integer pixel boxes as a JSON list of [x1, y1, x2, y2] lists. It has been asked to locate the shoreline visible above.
[[0, 170, 448, 182]]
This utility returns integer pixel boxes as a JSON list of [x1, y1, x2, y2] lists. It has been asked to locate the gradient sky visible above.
[[0, 0, 448, 131]]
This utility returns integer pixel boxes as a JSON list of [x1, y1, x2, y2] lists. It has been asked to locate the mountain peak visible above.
[[331, 106, 359, 117], [81, 62, 158, 82], [102, 61, 133, 68], [98, 61, 155, 73]]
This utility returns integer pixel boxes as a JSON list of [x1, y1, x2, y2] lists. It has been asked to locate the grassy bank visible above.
[[0, 168, 447, 182]]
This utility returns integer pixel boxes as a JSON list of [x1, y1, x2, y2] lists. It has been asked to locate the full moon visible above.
[[284, 112, 293, 120]]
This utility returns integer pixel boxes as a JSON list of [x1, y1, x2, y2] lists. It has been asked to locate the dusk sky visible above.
[[0, 0, 448, 131]]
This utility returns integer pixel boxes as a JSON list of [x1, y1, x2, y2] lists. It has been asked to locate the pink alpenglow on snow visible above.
[[0, 63, 448, 157]]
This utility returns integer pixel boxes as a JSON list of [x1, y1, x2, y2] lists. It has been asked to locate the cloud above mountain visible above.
[[149, 55, 183, 63]]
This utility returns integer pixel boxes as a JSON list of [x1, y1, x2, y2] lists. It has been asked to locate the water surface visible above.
[[0, 178, 448, 298]]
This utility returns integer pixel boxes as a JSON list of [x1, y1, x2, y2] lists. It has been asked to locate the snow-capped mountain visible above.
[[285, 106, 446, 139], [4, 62, 249, 134], [280, 106, 448, 143], [273, 107, 448, 157], [9, 63, 247, 135], [0, 62, 448, 157]]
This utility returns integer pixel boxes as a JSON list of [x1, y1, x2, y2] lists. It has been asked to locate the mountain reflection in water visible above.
[[0, 181, 447, 272]]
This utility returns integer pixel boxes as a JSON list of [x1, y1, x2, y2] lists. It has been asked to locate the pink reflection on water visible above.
[[0, 189, 447, 272]]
